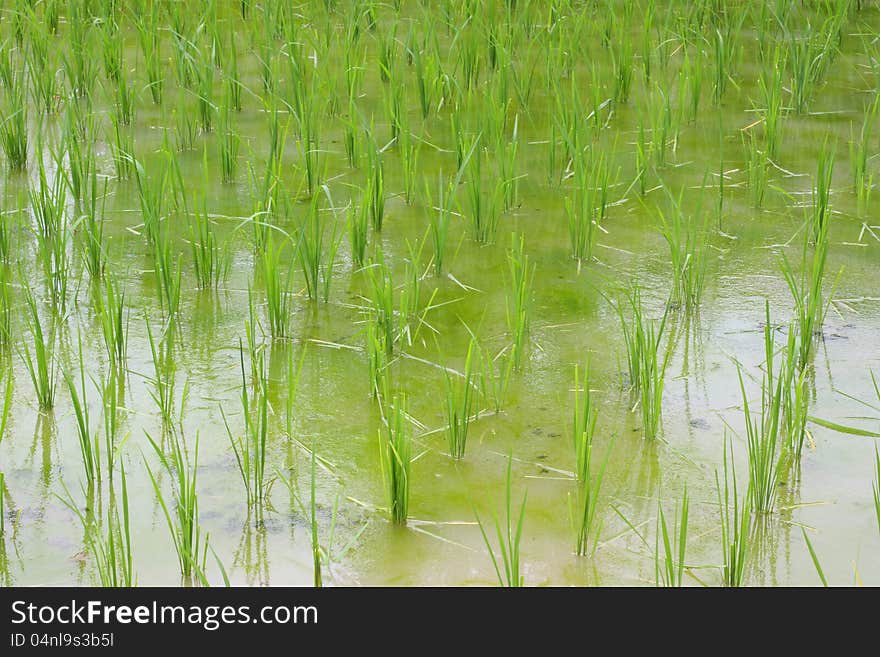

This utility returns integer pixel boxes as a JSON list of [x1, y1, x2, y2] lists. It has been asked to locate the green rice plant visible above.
[[780, 212, 835, 371], [348, 193, 369, 268], [566, 148, 610, 269], [475, 455, 526, 586], [758, 47, 785, 160], [738, 302, 785, 514], [109, 115, 134, 181], [174, 93, 199, 152], [611, 17, 634, 105], [365, 253, 395, 357], [444, 339, 477, 460], [298, 191, 343, 303], [133, 159, 168, 245], [465, 139, 501, 245], [62, 0, 96, 99], [261, 233, 294, 338], [152, 226, 182, 320], [61, 461, 135, 587], [196, 43, 216, 134], [366, 319, 390, 400], [505, 233, 534, 371], [224, 28, 243, 112], [812, 138, 835, 242], [801, 528, 828, 587], [378, 394, 410, 524], [397, 239, 436, 348], [145, 431, 209, 584], [0, 267, 11, 349], [716, 439, 751, 587], [0, 69, 27, 171], [656, 189, 710, 311], [744, 130, 769, 208], [21, 288, 57, 411], [655, 486, 689, 587], [366, 138, 385, 231], [75, 166, 107, 282], [572, 362, 599, 485], [189, 186, 230, 290], [570, 433, 611, 559], [613, 287, 670, 439], [61, 106, 96, 206], [135, 7, 164, 105], [218, 86, 240, 184], [635, 121, 649, 198], [780, 325, 809, 467], [64, 335, 101, 493], [223, 343, 270, 514], [100, 17, 122, 83], [850, 95, 877, 214], [145, 319, 178, 434], [25, 14, 58, 115], [97, 272, 127, 372], [682, 46, 704, 124]]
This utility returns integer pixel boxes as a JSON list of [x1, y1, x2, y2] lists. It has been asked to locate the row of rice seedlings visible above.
[[378, 393, 410, 525], [656, 188, 710, 311], [145, 431, 210, 584], [780, 210, 835, 371], [476, 455, 526, 586], [444, 338, 477, 460], [654, 485, 689, 587], [505, 233, 533, 371], [224, 342, 270, 514], [614, 287, 670, 439]]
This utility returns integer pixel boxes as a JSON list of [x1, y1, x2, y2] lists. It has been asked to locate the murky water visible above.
[[1, 2, 879, 587]]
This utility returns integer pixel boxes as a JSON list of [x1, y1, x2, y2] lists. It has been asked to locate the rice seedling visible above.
[[152, 227, 183, 321], [738, 302, 785, 515], [444, 339, 477, 460], [365, 253, 395, 357], [811, 139, 835, 242], [223, 343, 270, 513], [64, 336, 101, 493], [378, 394, 410, 525], [366, 138, 385, 232], [566, 148, 610, 270], [218, 87, 240, 184], [505, 233, 533, 371], [613, 287, 670, 439], [780, 213, 835, 371], [850, 95, 877, 214], [135, 7, 164, 105], [21, 288, 57, 411], [0, 69, 27, 171], [260, 233, 294, 339], [348, 193, 369, 269], [656, 189, 710, 311], [654, 486, 689, 587], [801, 528, 828, 587], [145, 319, 179, 434], [475, 455, 526, 587], [298, 191, 343, 303], [62, 0, 97, 100], [145, 431, 209, 584], [189, 192, 230, 290], [744, 129, 769, 208], [0, 268, 10, 350], [716, 439, 751, 587], [109, 115, 134, 181], [97, 272, 127, 373]]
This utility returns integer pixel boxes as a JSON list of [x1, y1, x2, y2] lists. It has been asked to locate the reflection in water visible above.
[[234, 515, 270, 586]]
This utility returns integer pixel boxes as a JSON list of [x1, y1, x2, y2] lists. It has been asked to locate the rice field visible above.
[[0, 0, 879, 587]]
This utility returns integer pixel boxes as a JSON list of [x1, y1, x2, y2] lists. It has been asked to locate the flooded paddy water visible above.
[[0, 1, 879, 587]]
